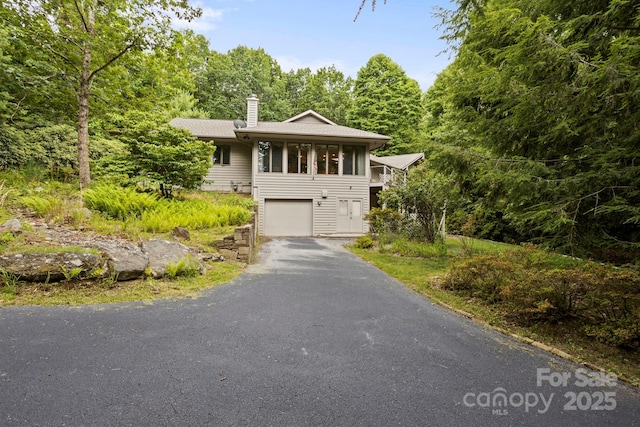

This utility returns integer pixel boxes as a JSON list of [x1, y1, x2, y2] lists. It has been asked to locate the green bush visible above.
[[443, 246, 640, 348], [354, 235, 374, 249], [365, 208, 405, 234]]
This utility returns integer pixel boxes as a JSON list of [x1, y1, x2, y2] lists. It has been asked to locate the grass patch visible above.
[[0, 261, 242, 306], [348, 235, 640, 387]]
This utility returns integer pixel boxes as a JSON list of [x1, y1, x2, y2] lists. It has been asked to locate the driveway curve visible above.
[[1, 238, 638, 426]]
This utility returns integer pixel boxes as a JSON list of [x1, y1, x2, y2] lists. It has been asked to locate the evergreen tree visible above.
[[427, 0, 640, 261], [349, 54, 423, 155]]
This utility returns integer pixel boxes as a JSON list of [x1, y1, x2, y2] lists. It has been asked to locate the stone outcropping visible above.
[[0, 218, 225, 283], [0, 252, 103, 282]]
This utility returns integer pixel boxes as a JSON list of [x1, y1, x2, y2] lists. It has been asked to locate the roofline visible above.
[[283, 110, 337, 125], [234, 129, 390, 149]]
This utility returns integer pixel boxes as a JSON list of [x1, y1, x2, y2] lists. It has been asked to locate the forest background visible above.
[[1, 0, 638, 264]]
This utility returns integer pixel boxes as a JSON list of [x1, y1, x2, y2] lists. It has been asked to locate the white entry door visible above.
[[337, 199, 363, 233]]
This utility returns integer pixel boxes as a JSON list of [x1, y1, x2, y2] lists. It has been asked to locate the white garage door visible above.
[[264, 199, 313, 236]]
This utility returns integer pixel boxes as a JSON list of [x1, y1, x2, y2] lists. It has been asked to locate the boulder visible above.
[[0, 219, 22, 235], [0, 252, 103, 282], [171, 226, 191, 241], [92, 241, 149, 281], [141, 239, 201, 278]]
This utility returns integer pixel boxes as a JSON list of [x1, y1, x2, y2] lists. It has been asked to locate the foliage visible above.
[[117, 115, 214, 196], [140, 199, 251, 232], [20, 195, 63, 218], [2, 0, 202, 186], [164, 254, 200, 279], [82, 183, 252, 230], [426, 0, 640, 263], [383, 238, 447, 258], [378, 164, 455, 243], [83, 184, 159, 220], [292, 66, 354, 125], [0, 181, 14, 208], [349, 54, 424, 154], [195, 46, 292, 121], [443, 245, 640, 348], [354, 235, 374, 249], [365, 207, 406, 235]]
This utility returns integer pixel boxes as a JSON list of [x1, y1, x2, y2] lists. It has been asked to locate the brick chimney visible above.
[[246, 94, 258, 128]]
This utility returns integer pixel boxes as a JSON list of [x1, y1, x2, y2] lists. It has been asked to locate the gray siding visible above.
[[202, 142, 252, 193], [254, 173, 370, 236]]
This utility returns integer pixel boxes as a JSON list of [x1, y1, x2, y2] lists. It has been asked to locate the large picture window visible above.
[[288, 143, 310, 174], [315, 144, 339, 175], [213, 145, 230, 165], [258, 141, 283, 172], [342, 145, 366, 176]]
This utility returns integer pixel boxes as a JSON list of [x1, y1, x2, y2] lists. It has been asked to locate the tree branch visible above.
[[88, 37, 141, 81], [354, 0, 387, 22], [43, 45, 81, 74], [72, 0, 90, 32]]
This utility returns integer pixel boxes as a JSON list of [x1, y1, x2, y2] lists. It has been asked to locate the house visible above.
[[171, 95, 420, 237], [369, 152, 425, 208]]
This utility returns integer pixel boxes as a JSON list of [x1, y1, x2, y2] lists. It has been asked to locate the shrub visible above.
[[365, 208, 405, 235], [354, 235, 374, 249], [443, 246, 640, 348]]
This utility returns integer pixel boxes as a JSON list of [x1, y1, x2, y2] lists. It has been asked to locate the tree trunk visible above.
[[77, 63, 91, 188], [77, 3, 96, 188]]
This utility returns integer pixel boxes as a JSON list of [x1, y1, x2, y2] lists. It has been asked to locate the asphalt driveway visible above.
[[1, 238, 638, 426]]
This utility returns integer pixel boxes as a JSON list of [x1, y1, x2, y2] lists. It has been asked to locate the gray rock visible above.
[[0, 252, 103, 282], [141, 239, 201, 278], [92, 241, 149, 281], [0, 219, 22, 235]]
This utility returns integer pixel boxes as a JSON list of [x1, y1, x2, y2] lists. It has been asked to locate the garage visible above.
[[264, 199, 313, 236]]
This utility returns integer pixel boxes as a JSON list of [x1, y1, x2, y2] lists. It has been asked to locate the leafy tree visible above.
[[196, 46, 292, 121], [118, 114, 214, 197], [3, 0, 201, 187], [284, 68, 312, 115], [349, 54, 423, 155], [297, 66, 354, 125]]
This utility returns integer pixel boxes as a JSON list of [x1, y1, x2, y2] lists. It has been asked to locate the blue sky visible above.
[[176, 0, 456, 91]]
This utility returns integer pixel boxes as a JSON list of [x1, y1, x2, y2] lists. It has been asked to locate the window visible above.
[[316, 144, 339, 175], [342, 145, 366, 176], [258, 141, 283, 172], [287, 143, 310, 174], [213, 145, 230, 165]]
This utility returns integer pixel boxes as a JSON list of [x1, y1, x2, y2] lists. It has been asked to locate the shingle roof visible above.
[[170, 118, 237, 139], [370, 153, 425, 170], [170, 113, 391, 149]]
